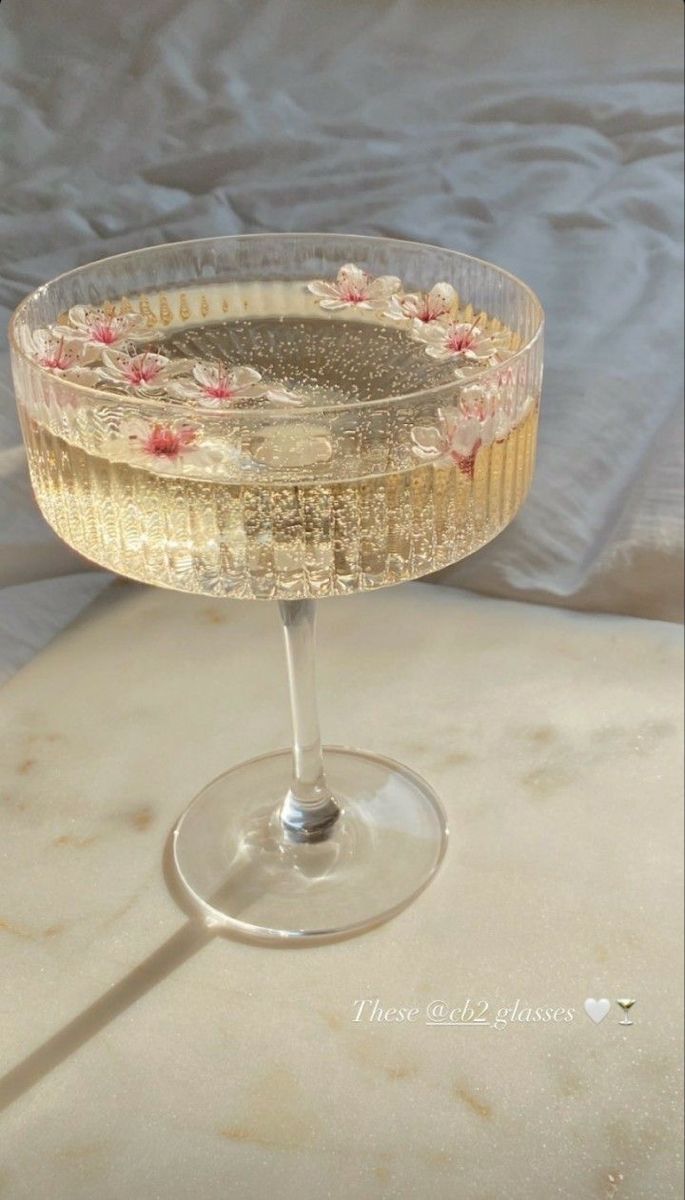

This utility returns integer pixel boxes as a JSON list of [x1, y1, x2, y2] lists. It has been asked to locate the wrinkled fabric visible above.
[[1, 0, 683, 680]]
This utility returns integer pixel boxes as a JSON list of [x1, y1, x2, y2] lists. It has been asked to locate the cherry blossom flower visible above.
[[97, 347, 184, 396], [169, 362, 264, 408], [413, 317, 508, 369], [19, 327, 100, 385], [111, 418, 211, 474], [307, 263, 402, 312], [411, 407, 485, 478], [458, 383, 508, 443], [139, 423, 197, 459], [57, 305, 145, 348], [410, 366, 534, 478], [107, 418, 260, 477], [463, 369, 534, 434], [385, 282, 456, 324]]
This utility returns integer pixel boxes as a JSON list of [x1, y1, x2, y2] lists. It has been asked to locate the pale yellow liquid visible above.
[[21, 308, 539, 600]]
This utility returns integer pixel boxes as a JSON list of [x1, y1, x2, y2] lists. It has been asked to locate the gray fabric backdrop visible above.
[[1, 0, 683, 680]]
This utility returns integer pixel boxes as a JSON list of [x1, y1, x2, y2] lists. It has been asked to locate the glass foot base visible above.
[[172, 747, 448, 943]]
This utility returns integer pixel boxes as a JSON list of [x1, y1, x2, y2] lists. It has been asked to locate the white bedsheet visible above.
[[1, 0, 683, 681]]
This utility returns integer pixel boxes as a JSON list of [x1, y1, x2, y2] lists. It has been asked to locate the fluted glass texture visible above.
[[10, 235, 543, 600]]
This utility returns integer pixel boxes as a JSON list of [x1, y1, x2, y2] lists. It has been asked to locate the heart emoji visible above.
[[584, 998, 611, 1024]]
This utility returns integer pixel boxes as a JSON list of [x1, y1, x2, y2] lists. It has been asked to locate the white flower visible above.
[[97, 347, 184, 396], [412, 318, 508, 368], [168, 361, 264, 408], [411, 408, 483, 475], [458, 384, 504, 446], [56, 305, 145, 348], [411, 381, 513, 479], [307, 263, 402, 311], [462, 370, 532, 438], [108, 418, 216, 474], [106, 418, 261, 477], [385, 282, 456, 324], [18, 327, 100, 385]]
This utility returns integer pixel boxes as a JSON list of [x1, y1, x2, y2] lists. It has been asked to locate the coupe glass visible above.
[[9, 234, 543, 943]]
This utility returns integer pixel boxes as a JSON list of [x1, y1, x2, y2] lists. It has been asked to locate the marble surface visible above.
[[0, 582, 682, 1200]]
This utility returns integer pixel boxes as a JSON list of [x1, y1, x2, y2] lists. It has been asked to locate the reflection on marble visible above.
[[0, 583, 682, 1199]]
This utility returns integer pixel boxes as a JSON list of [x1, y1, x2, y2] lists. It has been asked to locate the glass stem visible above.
[[277, 599, 340, 841]]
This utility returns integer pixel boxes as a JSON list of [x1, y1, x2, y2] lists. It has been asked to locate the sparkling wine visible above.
[[19, 288, 539, 600]]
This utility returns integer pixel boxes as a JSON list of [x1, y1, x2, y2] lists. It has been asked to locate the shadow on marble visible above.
[[0, 925, 209, 1114], [0, 825, 366, 1115]]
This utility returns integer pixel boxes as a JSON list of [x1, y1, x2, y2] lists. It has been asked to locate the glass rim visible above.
[[8, 231, 544, 416]]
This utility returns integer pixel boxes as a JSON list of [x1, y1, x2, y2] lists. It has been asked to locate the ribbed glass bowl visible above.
[[9, 233, 543, 601]]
